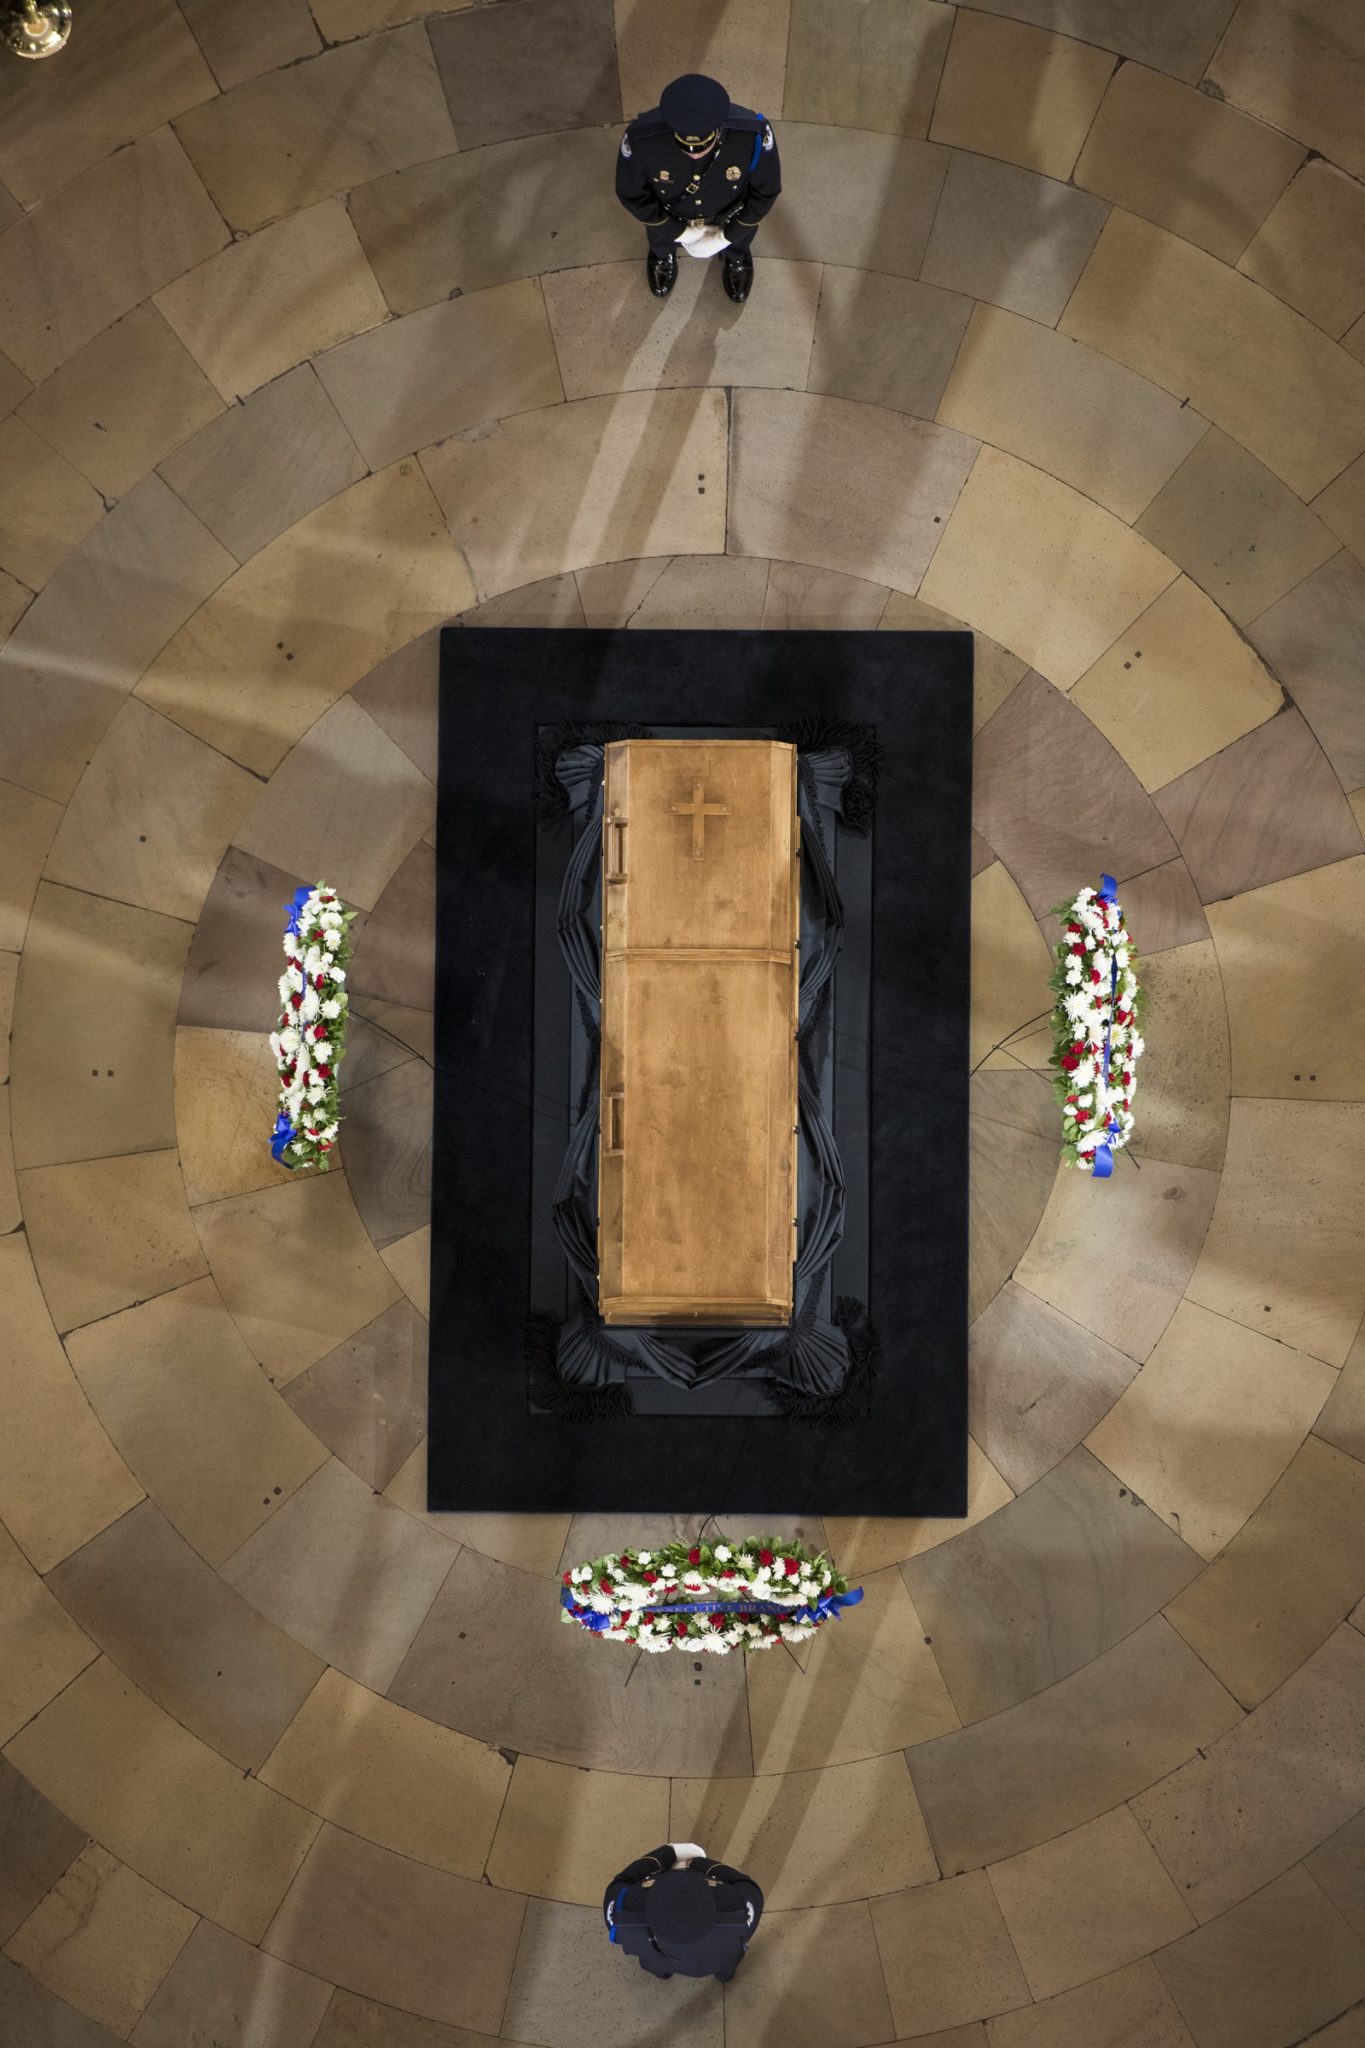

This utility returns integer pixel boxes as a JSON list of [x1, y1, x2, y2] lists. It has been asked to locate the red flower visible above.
[[316, 1064, 332, 1078], [1061, 1055, 1079, 1073], [759, 1548, 774, 1566], [674, 1620, 688, 1635], [783, 1558, 800, 1577], [644, 1570, 658, 1584], [721, 1567, 735, 1578], [562, 1571, 572, 1585], [1070, 944, 1084, 957], [1090, 969, 1102, 985], [290, 993, 303, 1010], [599, 1575, 611, 1591], [619, 1555, 631, 1570], [1122, 1070, 1132, 1086], [1077, 1110, 1091, 1123], [1066, 922, 1083, 934], [688, 1547, 701, 1565], [321, 1141, 333, 1152], [314, 974, 325, 990], [709, 1613, 724, 1629]]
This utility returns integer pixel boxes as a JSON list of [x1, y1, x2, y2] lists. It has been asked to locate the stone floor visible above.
[[1, 2, 1365, 2043]]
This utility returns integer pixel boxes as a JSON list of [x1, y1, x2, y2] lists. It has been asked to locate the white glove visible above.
[[676, 222, 730, 260], [669, 1841, 708, 1863]]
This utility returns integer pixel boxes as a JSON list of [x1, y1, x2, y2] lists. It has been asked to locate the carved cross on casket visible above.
[[670, 779, 730, 859]]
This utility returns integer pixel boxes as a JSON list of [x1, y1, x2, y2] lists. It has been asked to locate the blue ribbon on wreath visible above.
[[1090, 872, 1123, 1181], [561, 1585, 864, 1628], [284, 884, 312, 938]]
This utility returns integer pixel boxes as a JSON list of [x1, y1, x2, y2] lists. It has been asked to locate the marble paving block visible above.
[[500, 1896, 722, 2048], [0, 1517, 98, 1751], [967, 1111, 1059, 1328], [870, 1871, 1030, 2036], [351, 629, 439, 781], [930, 9, 1115, 180], [969, 859, 1053, 1072], [0, 416, 102, 592], [0, 129, 229, 383], [174, 27, 455, 233], [429, 0, 619, 148], [0, 1755, 87, 1946], [486, 1752, 666, 1905], [1308, 1809, 1365, 1943], [178, 0, 320, 88], [18, 1151, 207, 1337], [383, 1437, 570, 1570], [1207, 857, 1365, 1101], [456, 571, 586, 630], [179, 846, 320, 1035], [1207, 0, 1365, 182], [722, 1899, 897, 2048], [759, 125, 949, 280], [1316, 456, 1365, 569], [1316, 1319, 1365, 1467], [969, 1281, 1139, 1494], [1249, 549, 1365, 792], [620, 555, 772, 630], [822, 1437, 1015, 1578], [1186, 1099, 1365, 1367], [4, 1840, 197, 2038], [945, 0, 1236, 84], [809, 267, 973, 421], [903, 1446, 1201, 1721], [0, 1958, 128, 2048], [783, 0, 953, 138], [919, 152, 1109, 326], [282, 1298, 428, 1493], [1238, 159, 1365, 340], [337, 1057, 432, 1250], [1132, 938, 1230, 1170], [614, 0, 789, 129], [347, 841, 435, 1013], [130, 1916, 333, 2048], [984, 1959, 1199, 2047]]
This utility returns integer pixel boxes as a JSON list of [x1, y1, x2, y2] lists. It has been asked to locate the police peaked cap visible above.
[[659, 72, 730, 144], [643, 1867, 719, 1946]]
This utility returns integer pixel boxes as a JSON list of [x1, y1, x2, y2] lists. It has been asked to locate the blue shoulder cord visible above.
[[749, 117, 765, 172]]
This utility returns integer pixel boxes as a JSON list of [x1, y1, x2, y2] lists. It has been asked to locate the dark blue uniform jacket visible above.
[[603, 1843, 764, 1979], [615, 105, 782, 250]]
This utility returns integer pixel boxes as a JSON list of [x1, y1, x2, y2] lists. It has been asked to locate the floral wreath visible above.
[[559, 1535, 863, 1653], [1048, 873, 1145, 1176], [268, 884, 356, 1172]]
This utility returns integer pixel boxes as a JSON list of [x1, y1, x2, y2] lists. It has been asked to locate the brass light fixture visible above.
[[2, 0, 72, 58]]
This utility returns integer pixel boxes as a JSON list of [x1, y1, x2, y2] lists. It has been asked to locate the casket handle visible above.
[[605, 815, 628, 882], [605, 1089, 625, 1155]]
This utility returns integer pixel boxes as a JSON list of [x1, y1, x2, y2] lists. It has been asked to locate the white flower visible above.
[[1115, 948, 1130, 969], [660, 1563, 676, 1579], [682, 1572, 705, 1593], [636, 1550, 652, 1565], [301, 990, 320, 1023], [589, 1592, 614, 1614], [738, 1554, 757, 1574], [1065, 962, 1083, 986], [754, 1564, 771, 1582], [714, 1544, 732, 1562], [331, 969, 346, 986], [321, 999, 342, 1021], [1073, 1058, 1095, 1086]]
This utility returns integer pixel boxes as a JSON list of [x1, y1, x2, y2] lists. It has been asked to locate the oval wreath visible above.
[[268, 883, 356, 1172], [1048, 873, 1145, 1177], [560, 1535, 862, 1653]]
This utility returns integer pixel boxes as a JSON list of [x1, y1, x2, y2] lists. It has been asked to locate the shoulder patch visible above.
[[620, 132, 631, 158], [762, 121, 775, 151]]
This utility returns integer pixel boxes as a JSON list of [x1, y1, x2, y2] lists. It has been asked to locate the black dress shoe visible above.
[[722, 248, 753, 303], [647, 246, 678, 297]]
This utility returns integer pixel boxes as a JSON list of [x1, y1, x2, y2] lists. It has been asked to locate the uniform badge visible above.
[[725, 164, 741, 180], [762, 121, 774, 151], [620, 133, 632, 158], [658, 168, 670, 179]]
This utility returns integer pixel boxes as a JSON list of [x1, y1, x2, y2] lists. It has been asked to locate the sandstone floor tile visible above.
[[389, 1547, 752, 1777], [0, 1233, 142, 1576], [339, 1056, 431, 1251], [46, 699, 258, 923], [0, 1519, 97, 1748], [1137, 428, 1338, 626], [0, 417, 102, 591], [1075, 61, 1303, 263], [221, 1457, 453, 1690], [747, 1568, 959, 1772], [924, 451, 1177, 691], [1249, 550, 1365, 790], [730, 389, 977, 593], [1071, 574, 1282, 789], [1086, 1297, 1336, 1559], [931, 9, 1114, 179], [0, 342, 25, 420], [988, 1807, 1194, 2000], [1208, 0, 1365, 182], [486, 1753, 665, 1904], [0, 568, 30, 642], [908, 1616, 1242, 1871], [984, 1958, 1199, 2047], [1166, 1437, 1365, 1707], [1208, 858, 1365, 1100], [955, 0, 1237, 81], [783, 0, 952, 137], [0, 130, 228, 384], [1300, 2011, 1365, 2048], [920, 151, 1109, 326], [354, 1003, 432, 1065], [11, 883, 192, 1170], [179, 0, 319, 88], [1317, 457, 1365, 570], [429, 0, 617, 148], [138, 465, 473, 775], [973, 667, 1178, 912], [350, 629, 438, 780], [457, 573, 586, 629], [348, 840, 435, 1013], [1239, 160, 1365, 339], [160, 365, 368, 566], [48, 1500, 324, 1773], [967, 1112, 1058, 1327], [0, 951, 15, 1082], [614, 0, 788, 127], [383, 1437, 570, 1569], [905, 1446, 1200, 1720], [130, 1915, 333, 2048], [196, 1174, 402, 1384], [349, 131, 637, 314], [65, 1276, 327, 1567], [882, 592, 1029, 731], [1187, 1100, 1365, 1366], [826, 1442, 1014, 1579], [263, 1823, 523, 2034], [500, 1896, 721, 2048], [0, 1957, 126, 2048], [937, 304, 1207, 524], [7, 1658, 320, 1942], [157, 200, 388, 405], [1060, 210, 1365, 501], [421, 389, 726, 598], [1310, 1810, 1365, 1943], [544, 258, 819, 403], [316, 0, 464, 32], [311, 1991, 510, 2048], [1134, 938, 1230, 1170], [623, 554, 771, 630], [971, 1058, 1056, 1141], [0, 777, 60, 952], [1052, 857, 1209, 957], [20, 1151, 206, 1336], [282, 1298, 426, 1492], [672, 1753, 937, 1910], [764, 559, 892, 629], [235, 696, 434, 911], [1317, 1319, 1365, 1466], [317, 280, 562, 469], [969, 1281, 1138, 1494], [258, 1666, 508, 1881], [175, 1027, 297, 1206], [5, 1841, 196, 2037], [1154, 1864, 1365, 2048], [760, 125, 949, 279], [180, 847, 320, 1034], [19, 304, 223, 501], [0, 474, 234, 806], [724, 1899, 896, 2048], [871, 1872, 1029, 2036], [175, 28, 454, 234], [0, 0, 213, 207], [573, 556, 669, 625], [1155, 707, 1362, 903], [809, 267, 973, 421], [969, 861, 1052, 1072], [0, 1755, 86, 1945]]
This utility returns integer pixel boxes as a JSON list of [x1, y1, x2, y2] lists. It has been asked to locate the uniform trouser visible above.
[[637, 1952, 742, 1982], [645, 218, 759, 254]]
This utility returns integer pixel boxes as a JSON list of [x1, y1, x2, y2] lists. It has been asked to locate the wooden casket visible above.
[[598, 739, 800, 1327]]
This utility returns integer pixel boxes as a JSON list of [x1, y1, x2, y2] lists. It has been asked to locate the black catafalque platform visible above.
[[428, 629, 972, 1516]]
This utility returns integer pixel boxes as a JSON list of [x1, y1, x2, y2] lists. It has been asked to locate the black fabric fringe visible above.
[[532, 720, 652, 829], [572, 986, 601, 1123], [797, 977, 833, 1093], [525, 1308, 635, 1421], [782, 717, 882, 835], [767, 1296, 881, 1425]]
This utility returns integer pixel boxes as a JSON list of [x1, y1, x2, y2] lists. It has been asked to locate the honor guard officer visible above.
[[615, 71, 781, 304], [603, 1839, 764, 1982]]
